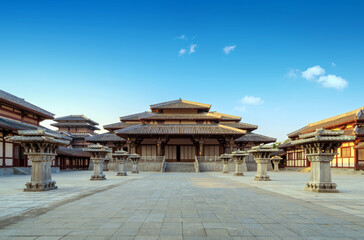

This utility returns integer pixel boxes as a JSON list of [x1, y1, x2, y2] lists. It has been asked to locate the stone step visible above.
[[165, 162, 195, 172]]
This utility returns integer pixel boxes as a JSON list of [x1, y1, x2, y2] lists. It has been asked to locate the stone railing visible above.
[[140, 156, 165, 162], [196, 156, 221, 162], [194, 156, 200, 173], [161, 156, 167, 172]]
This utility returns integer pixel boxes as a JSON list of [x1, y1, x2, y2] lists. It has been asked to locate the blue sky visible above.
[[1, 0, 363, 140]]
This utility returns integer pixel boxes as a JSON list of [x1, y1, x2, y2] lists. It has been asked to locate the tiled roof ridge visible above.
[[307, 107, 364, 127], [0, 89, 54, 118], [150, 99, 211, 109]]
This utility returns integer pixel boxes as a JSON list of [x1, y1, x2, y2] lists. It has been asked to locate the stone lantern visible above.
[[129, 153, 140, 174], [219, 154, 232, 174], [113, 150, 129, 176], [291, 128, 355, 192], [248, 144, 278, 181], [271, 156, 282, 172], [83, 144, 112, 180], [231, 150, 249, 176], [6, 129, 70, 192]]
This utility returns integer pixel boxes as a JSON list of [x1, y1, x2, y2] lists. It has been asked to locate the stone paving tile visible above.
[[1, 172, 364, 240]]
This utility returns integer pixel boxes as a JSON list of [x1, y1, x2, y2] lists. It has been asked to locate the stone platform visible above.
[[0, 171, 364, 239]]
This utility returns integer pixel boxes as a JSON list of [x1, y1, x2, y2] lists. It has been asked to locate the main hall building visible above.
[[104, 99, 275, 162]]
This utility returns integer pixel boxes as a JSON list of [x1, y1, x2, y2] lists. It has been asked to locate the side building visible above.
[[279, 107, 364, 170], [0, 89, 90, 172], [104, 99, 276, 164]]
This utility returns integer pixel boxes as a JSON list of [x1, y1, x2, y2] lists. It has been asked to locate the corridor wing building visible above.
[[105, 99, 275, 162], [280, 107, 364, 170]]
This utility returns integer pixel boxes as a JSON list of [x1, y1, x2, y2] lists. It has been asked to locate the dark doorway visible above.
[[177, 146, 181, 161]]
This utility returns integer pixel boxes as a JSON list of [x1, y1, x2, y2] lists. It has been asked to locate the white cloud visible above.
[[301, 65, 325, 80], [318, 75, 348, 90], [223, 45, 236, 54], [286, 69, 300, 78], [235, 95, 263, 113], [176, 34, 187, 40], [178, 48, 186, 56], [189, 44, 197, 54], [240, 96, 264, 105], [331, 62, 336, 67]]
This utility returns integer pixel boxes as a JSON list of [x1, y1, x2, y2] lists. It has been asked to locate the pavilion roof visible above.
[[85, 132, 125, 142], [116, 124, 246, 136], [53, 115, 99, 125], [287, 107, 364, 138], [0, 89, 54, 119], [235, 132, 276, 143], [0, 116, 72, 141], [51, 122, 100, 130], [150, 99, 211, 110]]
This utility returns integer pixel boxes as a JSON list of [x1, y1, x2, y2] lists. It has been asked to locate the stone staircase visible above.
[[165, 162, 195, 172]]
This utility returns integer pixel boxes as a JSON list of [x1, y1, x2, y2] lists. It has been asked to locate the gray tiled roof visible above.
[[0, 89, 54, 119], [57, 147, 90, 157], [140, 113, 221, 120], [116, 124, 246, 136], [85, 132, 125, 142], [235, 133, 276, 143], [53, 115, 99, 125], [104, 122, 143, 130], [0, 116, 72, 141], [119, 111, 155, 121]]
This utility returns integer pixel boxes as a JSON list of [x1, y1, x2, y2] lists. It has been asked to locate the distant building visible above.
[[51, 115, 99, 148], [105, 99, 275, 162], [279, 107, 364, 170]]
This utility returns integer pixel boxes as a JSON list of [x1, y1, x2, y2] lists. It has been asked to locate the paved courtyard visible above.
[[1, 171, 364, 239]]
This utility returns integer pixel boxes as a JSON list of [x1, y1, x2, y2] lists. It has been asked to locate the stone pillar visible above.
[[231, 150, 249, 176], [291, 128, 355, 192], [6, 129, 70, 192], [113, 150, 129, 176], [219, 154, 231, 174], [84, 144, 112, 180], [248, 144, 278, 181], [129, 153, 140, 174], [271, 156, 282, 172]]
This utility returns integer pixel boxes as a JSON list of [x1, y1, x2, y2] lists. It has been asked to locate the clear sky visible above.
[[1, 0, 363, 141]]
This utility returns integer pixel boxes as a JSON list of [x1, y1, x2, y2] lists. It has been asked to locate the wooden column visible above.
[[229, 137, 234, 154], [199, 138, 205, 156]]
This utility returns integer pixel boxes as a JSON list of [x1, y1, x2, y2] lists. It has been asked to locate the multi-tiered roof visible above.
[[105, 99, 274, 143]]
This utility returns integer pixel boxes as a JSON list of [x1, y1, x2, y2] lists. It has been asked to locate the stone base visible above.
[[24, 181, 57, 192], [254, 175, 270, 181], [131, 171, 139, 174], [305, 182, 338, 193], [90, 175, 106, 180], [222, 171, 229, 174], [117, 172, 127, 176], [273, 170, 279, 172], [234, 173, 244, 176]]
